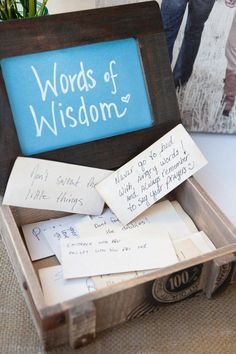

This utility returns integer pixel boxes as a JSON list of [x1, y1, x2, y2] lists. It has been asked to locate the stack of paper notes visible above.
[[22, 200, 215, 306], [3, 124, 212, 306]]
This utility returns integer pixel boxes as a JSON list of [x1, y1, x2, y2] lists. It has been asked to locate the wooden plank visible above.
[[175, 178, 236, 247], [204, 256, 235, 298], [69, 302, 96, 349], [0, 204, 46, 310], [10, 206, 70, 226], [0, 2, 162, 58]]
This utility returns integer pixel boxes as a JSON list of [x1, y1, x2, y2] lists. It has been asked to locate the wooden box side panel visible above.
[[174, 177, 236, 247], [95, 281, 154, 332], [0, 205, 46, 338]]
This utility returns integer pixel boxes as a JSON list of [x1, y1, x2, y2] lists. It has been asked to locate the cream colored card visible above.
[[173, 231, 216, 261], [96, 124, 207, 225], [92, 270, 150, 289], [22, 214, 84, 261], [171, 201, 198, 234], [39, 265, 147, 306], [61, 224, 178, 279], [76, 200, 192, 240], [76, 207, 122, 237], [3, 157, 111, 215], [43, 216, 91, 263], [39, 265, 96, 306]]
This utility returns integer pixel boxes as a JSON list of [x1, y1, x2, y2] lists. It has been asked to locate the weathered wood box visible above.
[[1, 2, 236, 350]]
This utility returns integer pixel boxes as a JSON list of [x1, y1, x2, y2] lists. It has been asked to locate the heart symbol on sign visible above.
[[121, 94, 131, 104]]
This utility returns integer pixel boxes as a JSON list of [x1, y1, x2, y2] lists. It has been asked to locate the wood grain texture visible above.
[[0, 1, 180, 194], [0, 2, 162, 58], [69, 302, 96, 349], [0, 204, 46, 310], [203, 258, 234, 298]]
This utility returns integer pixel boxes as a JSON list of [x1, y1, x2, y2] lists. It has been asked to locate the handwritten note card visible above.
[[43, 216, 91, 262], [22, 214, 85, 261], [61, 225, 178, 279], [92, 272, 148, 289], [76, 200, 192, 240], [39, 265, 96, 306], [96, 124, 207, 225], [39, 265, 144, 305], [3, 157, 111, 214], [22, 221, 54, 261]]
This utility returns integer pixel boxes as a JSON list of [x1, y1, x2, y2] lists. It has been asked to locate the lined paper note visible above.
[[3, 157, 111, 215], [96, 124, 207, 225]]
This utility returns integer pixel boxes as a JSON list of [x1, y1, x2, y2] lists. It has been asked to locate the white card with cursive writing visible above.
[[96, 124, 207, 225], [3, 157, 112, 215], [61, 224, 178, 279]]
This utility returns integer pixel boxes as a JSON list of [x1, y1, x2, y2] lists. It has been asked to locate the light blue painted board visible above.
[[1, 38, 153, 155]]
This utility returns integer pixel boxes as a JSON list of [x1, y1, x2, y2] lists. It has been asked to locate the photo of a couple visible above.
[[96, 0, 236, 134], [161, 0, 236, 133]]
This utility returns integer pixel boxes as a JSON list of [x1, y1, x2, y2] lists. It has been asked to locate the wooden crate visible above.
[[1, 178, 236, 350], [0, 2, 236, 350]]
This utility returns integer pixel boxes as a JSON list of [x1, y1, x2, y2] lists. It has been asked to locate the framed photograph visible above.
[[98, 0, 236, 134], [159, 0, 236, 134]]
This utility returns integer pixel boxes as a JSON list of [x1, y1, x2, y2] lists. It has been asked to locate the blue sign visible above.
[[1, 38, 153, 155]]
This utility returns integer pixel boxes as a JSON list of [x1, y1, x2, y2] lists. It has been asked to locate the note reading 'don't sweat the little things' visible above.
[[96, 124, 208, 225], [3, 157, 112, 215]]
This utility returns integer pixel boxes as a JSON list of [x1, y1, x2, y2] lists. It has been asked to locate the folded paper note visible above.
[[22, 214, 85, 261], [3, 157, 112, 215], [96, 124, 207, 225], [61, 224, 178, 279]]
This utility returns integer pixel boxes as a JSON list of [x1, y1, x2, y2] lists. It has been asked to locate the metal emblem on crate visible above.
[[152, 265, 202, 303]]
